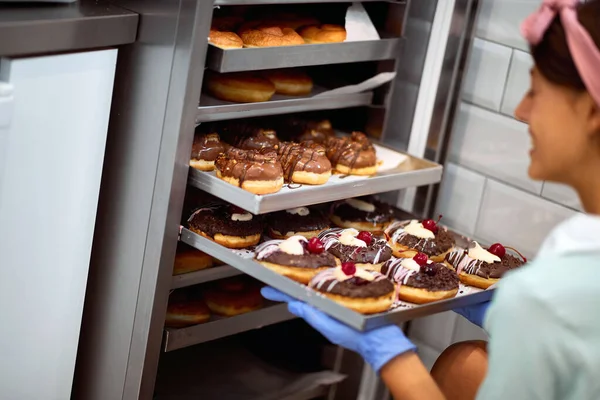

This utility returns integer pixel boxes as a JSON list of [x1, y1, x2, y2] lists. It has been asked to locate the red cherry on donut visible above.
[[356, 231, 373, 246], [413, 252, 428, 266], [341, 262, 357, 276], [307, 237, 325, 254], [488, 243, 506, 258], [422, 219, 438, 233]]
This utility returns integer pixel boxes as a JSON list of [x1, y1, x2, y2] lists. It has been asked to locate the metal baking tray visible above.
[[163, 303, 294, 351], [179, 227, 494, 332], [214, 0, 405, 5], [171, 265, 243, 289], [205, 38, 403, 73], [197, 86, 373, 123], [187, 145, 443, 215]]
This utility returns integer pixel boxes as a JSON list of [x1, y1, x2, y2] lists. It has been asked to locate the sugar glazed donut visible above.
[[215, 148, 284, 195], [266, 206, 330, 239], [238, 23, 305, 48], [165, 289, 211, 328], [190, 132, 229, 171], [262, 69, 313, 96], [299, 24, 347, 44], [381, 254, 459, 304], [188, 204, 263, 249], [445, 241, 526, 289], [277, 142, 332, 185], [255, 235, 339, 284], [330, 196, 394, 232], [319, 228, 392, 271], [173, 243, 214, 275], [203, 277, 263, 316], [209, 29, 244, 49], [385, 218, 456, 262], [309, 263, 394, 314], [205, 72, 276, 103]]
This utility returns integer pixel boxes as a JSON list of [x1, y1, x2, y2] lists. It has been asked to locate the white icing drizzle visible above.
[[400, 258, 421, 272], [468, 241, 500, 263], [382, 258, 416, 285], [232, 212, 253, 222], [447, 248, 486, 276], [255, 239, 284, 260], [278, 235, 308, 255], [186, 206, 220, 222], [346, 198, 376, 212], [286, 207, 310, 216], [385, 220, 431, 250], [309, 267, 386, 293], [339, 229, 366, 247]]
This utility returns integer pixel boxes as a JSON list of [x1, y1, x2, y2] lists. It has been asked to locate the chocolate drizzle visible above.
[[215, 148, 283, 185], [386, 221, 455, 256], [188, 205, 263, 237], [267, 208, 329, 236], [381, 259, 459, 291], [446, 248, 524, 279], [191, 133, 228, 162], [255, 239, 337, 269], [319, 131, 377, 172], [331, 196, 394, 224], [309, 269, 394, 298], [319, 229, 392, 264], [277, 142, 332, 182]]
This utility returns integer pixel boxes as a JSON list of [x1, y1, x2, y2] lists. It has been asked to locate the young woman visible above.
[[263, 0, 600, 398]]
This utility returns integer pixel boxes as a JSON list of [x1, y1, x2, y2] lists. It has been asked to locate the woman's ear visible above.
[[585, 94, 600, 139]]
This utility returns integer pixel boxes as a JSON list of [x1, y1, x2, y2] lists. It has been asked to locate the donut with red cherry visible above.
[[384, 216, 455, 262], [254, 235, 339, 284], [308, 262, 395, 314], [381, 253, 459, 304], [445, 241, 527, 289], [319, 228, 392, 271]]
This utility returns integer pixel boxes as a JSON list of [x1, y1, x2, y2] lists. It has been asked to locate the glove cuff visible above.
[[358, 325, 417, 373]]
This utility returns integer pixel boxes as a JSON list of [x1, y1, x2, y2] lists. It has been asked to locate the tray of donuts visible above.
[[206, 6, 401, 72], [179, 195, 528, 331], [189, 117, 442, 214]]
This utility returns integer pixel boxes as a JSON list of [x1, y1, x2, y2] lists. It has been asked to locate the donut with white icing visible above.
[[266, 207, 330, 239], [318, 228, 392, 271], [308, 263, 395, 314], [385, 219, 456, 262]]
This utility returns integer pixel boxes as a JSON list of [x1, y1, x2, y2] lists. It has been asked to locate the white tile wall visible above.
[[475, 0, 539, 51], [475, 179, 577, 257], [435, 163, 486, 236], [542, 182, 583, 211], [449, 103, 542, 194], [462, 38, 512, 111], [501, 50, 533, 116]]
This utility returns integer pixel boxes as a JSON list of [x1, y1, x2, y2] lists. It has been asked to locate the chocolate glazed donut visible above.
[[322, 132, 377, 176], [232, 128, 280, 151], [277, 142, 332, 185], [190, 132, 229, 171], [215, 148, 284, 195]]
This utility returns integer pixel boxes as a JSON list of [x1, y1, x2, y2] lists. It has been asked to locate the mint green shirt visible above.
[[477, 214, 600, 400]]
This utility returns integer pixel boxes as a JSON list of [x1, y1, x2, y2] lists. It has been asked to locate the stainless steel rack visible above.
[[206, 39, 403, 72], [171, 265, 243, 289], [163, 303, 294, 351], [214, 0, 404, 4], [179, 227, 494, 332], [197, 88, 373, 123], [187, 151, 442, 214]]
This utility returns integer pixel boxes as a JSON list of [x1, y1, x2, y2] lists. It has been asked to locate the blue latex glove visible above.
[[262, 287, 416, 373], [454, 301, 490, 328]]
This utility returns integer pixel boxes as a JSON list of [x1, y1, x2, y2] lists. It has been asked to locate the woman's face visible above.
[[515, 67, 600, 184]]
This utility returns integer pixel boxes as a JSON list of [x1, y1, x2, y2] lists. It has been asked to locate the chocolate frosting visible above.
[[191, 133, 228, 162], [232, 128, 280, 151], [188, 205, 263, 237], [267, 209, 329, 235], [260, 250, 337, 269], [390, 224, 455, 256], [320, 131, 376, 170], [296, 119, 336, 144], [331, 196, 394, 224], [381, 260, 459, 291], [314, 276, 394, 299], [328, 239, 392, 264], [277, 142, 332, 181], [446, 249, 524, 279], [215, 149, 283, 183]]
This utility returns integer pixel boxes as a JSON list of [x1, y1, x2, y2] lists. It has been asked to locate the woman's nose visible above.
[[515, 95, 531, 123]]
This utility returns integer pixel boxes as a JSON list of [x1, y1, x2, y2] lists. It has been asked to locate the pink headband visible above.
[[522, 0, 600, 106]]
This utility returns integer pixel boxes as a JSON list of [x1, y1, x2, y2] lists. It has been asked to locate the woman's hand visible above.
[[454, 301, 490, 328], [262, 287, 417, 372]]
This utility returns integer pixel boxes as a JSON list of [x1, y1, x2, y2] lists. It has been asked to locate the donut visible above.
[[320, 132, 377, 176], [262, 69, 313, 96], [319, 228, 392, 271], [208, 29, 243, 49], [299, 24, 347, 44], [277, 142, 332, 185], [203, 277, 263, 316], [255, 236, 339, 284], [296, 119, 336, 143], [445, 241, 526, 289], [266, 206, 330, 239], [215, 148, 284, 195], [309, 263, 394, 314], [190, 132, 228, 171], [230, 127, 280, 151], [238, 24, 305, 48], [205, 72, 276, 103], [330, 196, 394, 232], [385, 219, 456, 262], [188, 204, 263, 249], [173, 243, 214, 275], [381, 256, 459, 304], [165, 290, 210, 328]]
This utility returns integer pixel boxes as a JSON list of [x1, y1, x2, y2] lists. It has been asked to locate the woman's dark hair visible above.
[[532, 0, 600, 91]]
